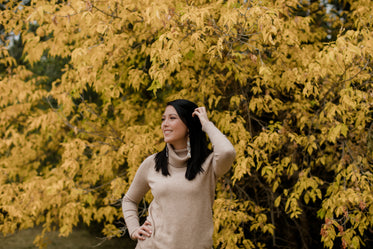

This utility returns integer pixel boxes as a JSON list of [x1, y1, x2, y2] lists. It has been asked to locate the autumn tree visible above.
[[1, 0, 372, 248]]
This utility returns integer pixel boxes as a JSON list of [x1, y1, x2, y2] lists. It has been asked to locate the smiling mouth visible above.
[[163, 130, 172, 134]]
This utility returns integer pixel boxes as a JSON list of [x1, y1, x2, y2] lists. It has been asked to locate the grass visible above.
[[0, 227, 136, 249]]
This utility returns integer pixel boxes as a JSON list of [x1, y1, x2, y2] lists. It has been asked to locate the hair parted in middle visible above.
[[155, 99, 212, 180]]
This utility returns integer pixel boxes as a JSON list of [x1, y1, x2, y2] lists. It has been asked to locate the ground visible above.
[[0, 227, 136, 249]]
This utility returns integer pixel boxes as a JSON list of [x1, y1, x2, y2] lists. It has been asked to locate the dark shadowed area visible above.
[[0, 227, 136, 249]]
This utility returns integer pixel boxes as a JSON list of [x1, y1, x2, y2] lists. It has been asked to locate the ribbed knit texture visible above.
[[122, 122, 236, 249]]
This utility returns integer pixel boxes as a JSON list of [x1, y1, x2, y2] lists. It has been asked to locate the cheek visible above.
[[179, 125, 188, 136]]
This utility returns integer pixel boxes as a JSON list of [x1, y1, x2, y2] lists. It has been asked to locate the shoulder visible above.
[[131, 153, 157, 181], [144, 153, 157, 163], [139, 153, 157, 169]]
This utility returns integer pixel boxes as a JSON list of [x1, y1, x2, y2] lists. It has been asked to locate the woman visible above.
[[122, 99, 236, 249]]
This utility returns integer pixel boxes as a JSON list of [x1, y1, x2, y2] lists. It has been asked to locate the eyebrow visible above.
[[162, 113, 178, 117]]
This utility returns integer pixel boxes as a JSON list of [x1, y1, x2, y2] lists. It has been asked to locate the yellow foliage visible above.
[[1, 0, 373, 248]]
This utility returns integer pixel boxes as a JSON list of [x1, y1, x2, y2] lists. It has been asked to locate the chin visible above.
[[164, 138, 171, 143]]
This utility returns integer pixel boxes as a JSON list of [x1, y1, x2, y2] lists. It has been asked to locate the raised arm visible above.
[[192, 107, 236, 177]]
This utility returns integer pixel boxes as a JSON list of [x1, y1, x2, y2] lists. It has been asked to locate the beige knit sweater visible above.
[[122, 121, 236, 249]]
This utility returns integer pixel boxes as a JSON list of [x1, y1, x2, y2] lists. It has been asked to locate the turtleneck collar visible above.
[[167, 143, 188, 168]]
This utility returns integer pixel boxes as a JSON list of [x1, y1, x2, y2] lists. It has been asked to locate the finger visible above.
[[192, 110, 199, 117], [197, 107, 206, 114], [139, 232, 149, 238], [135, 226, 151, 240], [140, 227, 152, 236], [137, 234, 146, 240], [136, 233, 146, 240], [142, 226, 152, 234], [142, 221, 152, 234], [135, 231, 145, 240]]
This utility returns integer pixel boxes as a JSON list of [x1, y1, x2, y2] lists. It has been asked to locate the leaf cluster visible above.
[[0, 0, 372, 248]]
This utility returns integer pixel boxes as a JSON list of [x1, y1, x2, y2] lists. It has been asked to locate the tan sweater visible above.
[[122, 121, 236, 249]]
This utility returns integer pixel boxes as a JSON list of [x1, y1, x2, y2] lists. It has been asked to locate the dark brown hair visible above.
[[154, 99, 211, 180]]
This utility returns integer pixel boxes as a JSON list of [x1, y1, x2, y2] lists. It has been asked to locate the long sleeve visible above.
[[202, 121, 236, 177], [122, 156, 152, 237]]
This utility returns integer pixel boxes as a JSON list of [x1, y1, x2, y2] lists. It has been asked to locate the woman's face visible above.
[[161, 105, 188, 150]]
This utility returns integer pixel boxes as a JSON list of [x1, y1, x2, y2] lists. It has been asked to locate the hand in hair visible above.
[[192, 107, 210, 127]]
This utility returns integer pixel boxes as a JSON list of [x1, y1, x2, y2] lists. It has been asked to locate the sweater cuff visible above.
[[129, 228, 139, 240]]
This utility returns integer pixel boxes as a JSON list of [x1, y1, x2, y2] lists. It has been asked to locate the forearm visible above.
[[122, 195, 140, 237], [202, 121, 236, 177], [121, 156, 152, 237]]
